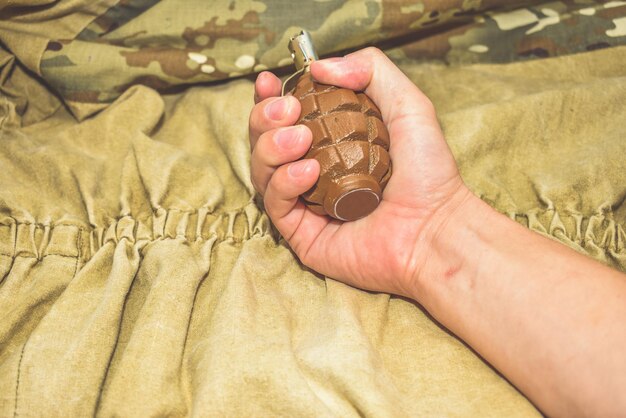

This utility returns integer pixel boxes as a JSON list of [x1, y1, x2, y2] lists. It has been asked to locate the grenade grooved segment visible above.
[[369, 144, 391, 180], [292, 73, 392, 221], [358, 93, 383, 119], [367, 116, 390, 149]]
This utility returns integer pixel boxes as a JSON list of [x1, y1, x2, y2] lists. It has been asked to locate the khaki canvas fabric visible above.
[[1, 1, 626, 416]]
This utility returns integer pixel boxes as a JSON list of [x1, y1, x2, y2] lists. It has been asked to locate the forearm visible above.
[[412, 191, 626, 417]]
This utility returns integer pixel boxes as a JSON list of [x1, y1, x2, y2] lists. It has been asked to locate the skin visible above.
[[248, 48, 626, 417]]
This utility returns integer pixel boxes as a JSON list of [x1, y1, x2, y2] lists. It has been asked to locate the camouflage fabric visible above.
[[30, 0, 623, 118], [388, 1, 626, 63], [39, 0, 525, 112]]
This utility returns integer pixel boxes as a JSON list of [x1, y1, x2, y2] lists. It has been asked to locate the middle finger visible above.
[[250, 125, 312, 195], [249, 95, 301, 148]]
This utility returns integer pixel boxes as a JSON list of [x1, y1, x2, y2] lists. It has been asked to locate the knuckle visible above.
[[256, 131, 274, 156], [249, 102, 273, 134], [250, 174, 261, 194], [254, 101, 266, 120], [256, 138, 284, 170], [262, 191, 274, 213], [249, 104, 261, 128], [290, 241, 306, 261], [273, 165, 290, 189], [420, 96, 436, 117], [362, 46, 384, 59]]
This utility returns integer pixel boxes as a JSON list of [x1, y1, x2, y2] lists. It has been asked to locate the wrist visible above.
[[402, 182, 626, 417], [405, 186, 501, 315]]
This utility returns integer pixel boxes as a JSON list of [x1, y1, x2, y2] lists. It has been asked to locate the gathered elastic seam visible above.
[[0, 207, 623, 264], [0, 203, 274, 263]]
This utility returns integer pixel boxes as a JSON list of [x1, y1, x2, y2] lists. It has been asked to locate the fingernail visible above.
[[274, 126, 303, 150], [265, 97, 290, 120], [319, 57, 345, 64], [257, 71, 271, 85], [317, 57, 348, 68], [288, 159, 312, 178], [315, 56, 369, 76]]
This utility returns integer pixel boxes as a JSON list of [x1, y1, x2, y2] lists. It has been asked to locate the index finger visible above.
[[254, 71, 282, 104]]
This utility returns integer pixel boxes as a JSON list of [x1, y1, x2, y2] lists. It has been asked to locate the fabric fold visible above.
[[1, 2, 625, 417]]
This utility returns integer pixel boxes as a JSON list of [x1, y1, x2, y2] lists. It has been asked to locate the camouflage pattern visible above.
[[36, 0, 544, 106], [388, 1, 626, 64], [34, 0, 626, 114]]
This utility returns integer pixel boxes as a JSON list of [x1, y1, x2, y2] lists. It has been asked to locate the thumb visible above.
[[309, 47, 437, 130]]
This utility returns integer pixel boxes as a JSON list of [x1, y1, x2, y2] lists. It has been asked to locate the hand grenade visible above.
[[283, 31, 392, 221]]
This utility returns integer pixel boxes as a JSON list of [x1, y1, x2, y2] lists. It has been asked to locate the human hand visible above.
[[254, 48, 626, 417], [249, 48, 471, 298]]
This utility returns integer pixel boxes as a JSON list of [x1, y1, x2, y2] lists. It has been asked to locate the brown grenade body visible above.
[[291, 73, 392, 221]]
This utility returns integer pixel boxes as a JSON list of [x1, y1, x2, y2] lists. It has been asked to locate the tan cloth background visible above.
[[1, 0, 626, 416], [1, 43, 624, 415]]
